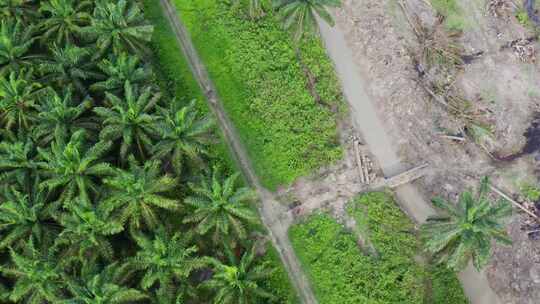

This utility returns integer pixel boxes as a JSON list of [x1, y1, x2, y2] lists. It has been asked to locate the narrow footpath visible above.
[[157, 1, 318, 303], [318, 16, 502, 304]]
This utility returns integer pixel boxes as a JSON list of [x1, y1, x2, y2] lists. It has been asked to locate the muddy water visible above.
[[318, 15, 502, 304]]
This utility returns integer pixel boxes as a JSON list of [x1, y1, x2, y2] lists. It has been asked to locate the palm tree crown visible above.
[[94, 82, 160, 160], [0, 240, 64, 303], [183, 168, 259, 242], [34, 89, 94, 145], [91, 52, 151, 94], [0, 186, 53, 249], [37, 129, 113, 202], [38, 0, 92, 46], [422, 177, 512, 271], [204, 243, 275, 304], [87, 0, 153, 56], [103, 157, 178, 229], [0, 69, 44, 130], [54, 197, 123, 262], [0, 19, 37, 74], [40, 44, 100, 94], [273, 0, 341, 41], [63, 262, 147, 304], [153, 99, 214, 174], [130, 228, 207, 295]]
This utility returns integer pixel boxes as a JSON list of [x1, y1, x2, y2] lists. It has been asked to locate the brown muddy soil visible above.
[[332, 0, 540, 302]]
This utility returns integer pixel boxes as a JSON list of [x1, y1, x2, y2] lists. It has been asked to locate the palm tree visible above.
[[0, 69, 44, 130], [94, 82, 160, 160], [273, 0, 341, 41], [38, 0, 92, 46], [183, 168, 259, 242], [422, 177, 512, 271], [63, 262, 147, 304], [0, 185, 55, 249], [86, 0, 153, 56], [34, 89, 95, 145], [153, 99, 214, 174], [37, 129, 114, 202], [204, 243, 275, 304], [0, 130, 38, 185], [39, 44, 100, 94], [54, 197, 123, 263], [0, 0, 38, 22], [0, 19, 38, 74], [102, 157, 179, 229], [90, 52, 151, 94], [0, 240, 65, 303], [129, 228, 207, 298]]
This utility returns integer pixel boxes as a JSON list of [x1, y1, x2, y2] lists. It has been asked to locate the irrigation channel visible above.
[[159, 0, 502, 303]]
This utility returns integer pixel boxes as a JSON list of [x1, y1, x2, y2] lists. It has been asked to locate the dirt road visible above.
[[318, 15, 502, 304], [157, 1, 318, 303]]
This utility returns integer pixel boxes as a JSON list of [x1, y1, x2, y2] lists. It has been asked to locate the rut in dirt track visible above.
[[157, 1, 318, 303]]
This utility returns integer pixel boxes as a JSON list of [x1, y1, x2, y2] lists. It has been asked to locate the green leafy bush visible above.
[[289, 192, 468, 304], [175, 0, 344, 189], [431, 0, 468, 30]]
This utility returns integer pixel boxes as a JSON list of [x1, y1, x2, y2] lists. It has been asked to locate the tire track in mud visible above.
[[157, 1, 318, 303]]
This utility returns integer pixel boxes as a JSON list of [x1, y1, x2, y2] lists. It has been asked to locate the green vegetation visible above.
[[430, 0, 468, 30], [289, 192, 468, 304], [0, 0, 298, 303], [422, 177, 512, 271], [176, 0, 344, 189], [273, 0, 341, 41], [520, 182, 540, 201]]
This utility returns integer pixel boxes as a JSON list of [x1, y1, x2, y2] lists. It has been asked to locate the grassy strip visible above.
[[289, 192, 468, 303], [430, 0, 468, 30], [142, 2, 299, 302], [174, 0, 343, 189]]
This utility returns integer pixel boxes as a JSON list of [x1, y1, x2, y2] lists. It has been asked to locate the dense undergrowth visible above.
[[175, 0, 344, 189], [0, 0, 297, 303], [289, 192, 468, 304]]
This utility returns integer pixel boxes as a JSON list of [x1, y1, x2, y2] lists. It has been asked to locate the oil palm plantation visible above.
[[54, 197, 123, 263], [38, 0, 92, 46], [90, 52, 151, 94], [94, 82, 160, 160], [34, 89, 95, 145], [130, 228, 207, 298], [422, 177, 513, 271], [37, 130, 114, 202], [204, 243, 275, 304], [153, 99, 214, 174], [0, 186, 55, 249], [102, 157, 179, 229], [87, 0, 153, 56], [273, 0, 341, 41], [63, 262, 147, 304], [0, 69, 44, 130], [183, 169, 259, 242], [40, 44, 100, 94], [0, 19, 37, 74], [0, 240, 65, 303]]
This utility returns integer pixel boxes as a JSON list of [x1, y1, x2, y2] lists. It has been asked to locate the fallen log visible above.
[[489, 184, 540, 220]]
